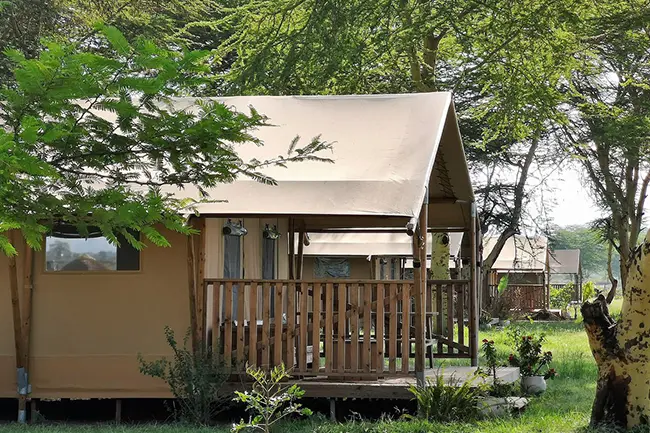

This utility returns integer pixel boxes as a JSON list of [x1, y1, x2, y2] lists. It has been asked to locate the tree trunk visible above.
[[430, 233, 450, 332], [582, 230, 650, 428]]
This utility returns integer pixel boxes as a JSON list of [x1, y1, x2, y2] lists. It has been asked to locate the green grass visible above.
[[0, 322, 632, 433]]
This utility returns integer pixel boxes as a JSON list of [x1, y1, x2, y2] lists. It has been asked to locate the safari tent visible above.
[[1, 92, 480, 405]]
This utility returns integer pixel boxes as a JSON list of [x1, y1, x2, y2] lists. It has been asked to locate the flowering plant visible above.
[[507, 330, 557, 379], [481, 339, 499, 380]]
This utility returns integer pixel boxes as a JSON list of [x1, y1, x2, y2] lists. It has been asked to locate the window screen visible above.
[[45, 227, 140, 271], [263, 237, 278, 316], [314, 257, 350, 278]]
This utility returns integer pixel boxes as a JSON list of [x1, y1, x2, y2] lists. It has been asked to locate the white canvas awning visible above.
[[483, 235, 548, 271], [301, 232, 464, 258], [89, 93, 473, 230]]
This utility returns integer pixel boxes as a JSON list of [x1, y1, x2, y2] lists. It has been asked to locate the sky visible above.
[[547, 168, 601, 227]]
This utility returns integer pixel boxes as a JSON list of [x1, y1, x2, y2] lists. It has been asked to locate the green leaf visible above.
[[94, 23, 131, 55]]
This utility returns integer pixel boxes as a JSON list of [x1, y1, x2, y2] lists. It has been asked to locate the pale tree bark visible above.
[[582, 229, 650, 428]]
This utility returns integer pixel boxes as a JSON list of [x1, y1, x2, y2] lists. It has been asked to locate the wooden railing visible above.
[[204, 279, 473, 379], [502, 284, 547, 311]]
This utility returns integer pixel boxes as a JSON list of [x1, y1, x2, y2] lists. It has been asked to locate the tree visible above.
[[582, 229, 650, 428], [0, 24, 331, 254], [563, 0, 650, 291], [0, 0, 59, 82], [213, 0, 582, 304]]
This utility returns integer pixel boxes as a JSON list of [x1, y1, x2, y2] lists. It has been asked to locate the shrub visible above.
[[138, 326, 232, 425], [582, 281, 596, 302], [408, 370, 488, 423], [232, 364, 312, 433], [550, 282, 574, 309], [506, 329, 557, 379]]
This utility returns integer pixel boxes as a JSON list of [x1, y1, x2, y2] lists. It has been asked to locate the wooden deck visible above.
[[223, 367, 520, 400]]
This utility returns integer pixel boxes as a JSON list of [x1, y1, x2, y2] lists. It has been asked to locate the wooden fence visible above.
[[203, 279, 473, 379]]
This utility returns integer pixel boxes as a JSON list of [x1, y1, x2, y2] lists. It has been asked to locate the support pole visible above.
[[288, 219, 295, 279], [195, 217, 207, 348], [21, 245, 34, 423], [115, 399, 122, 424], [329, 398, 336, 422], [413, 195, 427, 388], [546, 248, 551, 309], [296, 226, 305, 280], [186, 218, 200, 354], [469, 203, 479, 366], [8, 231, 25, 423]]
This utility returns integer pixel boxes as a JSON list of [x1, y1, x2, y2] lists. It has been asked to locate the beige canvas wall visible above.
[[0, 228, 190, 399]]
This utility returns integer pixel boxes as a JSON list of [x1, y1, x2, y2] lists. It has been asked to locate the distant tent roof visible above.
[[60, 255, 111, 271], [88, 93, 474, 230], [483, 235, 548, 271], [302, 232, 464, 258], [549, 249, 581, 275]]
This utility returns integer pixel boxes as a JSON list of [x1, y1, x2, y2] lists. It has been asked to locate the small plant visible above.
[[408, 369, 488, 423], [550, 282, 575, 310], [138, 326, 231, 425], [582, 281, 596, 302], [481, 339, 499, 380], [507, 329, 557, 379], [232, 364, 312, 433]]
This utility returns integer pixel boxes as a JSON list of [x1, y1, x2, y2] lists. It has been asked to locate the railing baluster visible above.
[[274, 282, 284, 367], [457, 283, 465, 350], [363, 283, 372, 373], [299, 282, 308, 372], [224, 282, 233, 368], [237, 281, 246, 370], [286, 282, 296, 368], [401, 283, 410, 373], [248, 282, 258, 368], [312, 282, 321, 374], [337, 283, 346, 374], [262, 282, 271, 370], [325, 282, 334, 373], [376, 283, 385, 374], [350, 283, 359, 373], [389, 283, 397, 374]]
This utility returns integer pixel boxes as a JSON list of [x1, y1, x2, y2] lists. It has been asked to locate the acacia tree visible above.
[[214, 0, 581, 303], [563, 0, 650, 291], [0, 24, 331, 254]]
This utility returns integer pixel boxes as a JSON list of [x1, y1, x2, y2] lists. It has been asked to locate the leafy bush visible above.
[[506, 328, 557, 379], [408, 370, 488, 423], [497, 276, 509, 294], [138, 326, 232, 425], [582, 281, 596, 301], [550, 282, 574, 309], [233, 364, 312, 433]]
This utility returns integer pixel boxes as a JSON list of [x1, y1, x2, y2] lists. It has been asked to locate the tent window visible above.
[[223, 233, 242, 320], [314, 257, 350, 278], [45, 226, 140, 272], [263, 237, 277, 316]]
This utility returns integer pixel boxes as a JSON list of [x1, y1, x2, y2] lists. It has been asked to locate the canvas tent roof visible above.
[[549, 249, 581, 275], [89, 93, 473, 231], [484, 235, 548, 271], [302, 232, 464, 258]]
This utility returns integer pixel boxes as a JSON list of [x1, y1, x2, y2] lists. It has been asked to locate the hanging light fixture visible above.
[[263, 224, 281, 240], [223, 219, 247, 236]]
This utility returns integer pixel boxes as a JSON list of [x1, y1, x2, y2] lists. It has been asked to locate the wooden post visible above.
[[115, 399, 122, 424], [195, 217, 206, 347], [186, 219, 200, 354], [469, 203, 479, 366], [8, 231, 25, 423], [546, 248, 551, 309], [296, 227, 305, 280], [413, 195, 427, 387], [288, 219, 295, 280], [21, 245, 34, 423]]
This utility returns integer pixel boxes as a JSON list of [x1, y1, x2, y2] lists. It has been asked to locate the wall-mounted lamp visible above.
[[223, 219, 248, 236], [263, 224, 281, 240], [303, 233, 311, 246]]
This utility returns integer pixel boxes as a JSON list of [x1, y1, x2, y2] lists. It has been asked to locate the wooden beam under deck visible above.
[[221, 367, 520, 400]]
